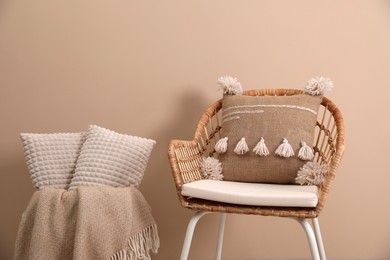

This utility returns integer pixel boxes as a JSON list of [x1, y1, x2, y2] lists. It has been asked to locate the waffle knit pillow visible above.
[[69, 125, 156, 189], [214, 76, 332, 184], [20, 133, 86, 190]]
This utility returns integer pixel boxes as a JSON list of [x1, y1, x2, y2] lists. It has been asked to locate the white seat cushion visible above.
[[182, 180, 318, 207]]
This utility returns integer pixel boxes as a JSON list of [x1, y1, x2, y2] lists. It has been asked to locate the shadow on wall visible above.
[[0, 150, 35, 260], [139, 87, 213, 260]]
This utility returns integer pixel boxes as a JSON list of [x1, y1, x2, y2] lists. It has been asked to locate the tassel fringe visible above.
[[215, 137, 228, 154], [215, 136, 312, 159], [298, 141, 314, 161], [253, 137, 269, 156], [110, 224, 159, 260], [275, 138, 295, 158], [234, 137, 249, 155]]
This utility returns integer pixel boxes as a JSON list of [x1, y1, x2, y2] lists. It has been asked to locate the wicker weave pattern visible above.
[[168, 89, 345, 218]]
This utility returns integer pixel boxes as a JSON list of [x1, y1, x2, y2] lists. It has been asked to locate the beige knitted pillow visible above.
[[216, 93, 322, 184], [20, 133, 86, 190], [69, 125, 156, 189]]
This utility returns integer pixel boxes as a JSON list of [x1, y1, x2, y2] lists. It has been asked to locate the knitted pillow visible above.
[[20, 133, 86, 190], [214, 76, 332, 184], [69, 125, 156, 189]]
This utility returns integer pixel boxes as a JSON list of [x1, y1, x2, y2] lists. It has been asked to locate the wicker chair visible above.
[[168, 89, 345, 260]]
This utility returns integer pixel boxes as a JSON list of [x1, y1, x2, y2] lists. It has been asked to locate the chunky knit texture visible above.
[[70, 125, 156, 189], [20, 132, 86, 190]]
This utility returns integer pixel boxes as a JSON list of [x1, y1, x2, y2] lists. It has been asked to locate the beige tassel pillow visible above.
[[69, 125, 156, 189], [214, 76, 332, 184], [20, 132, 86, 190]]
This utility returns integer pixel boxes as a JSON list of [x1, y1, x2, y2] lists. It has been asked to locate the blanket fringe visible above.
[[110, 224, 159, 260]]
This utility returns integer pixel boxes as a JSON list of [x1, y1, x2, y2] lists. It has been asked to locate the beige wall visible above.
[[1, 0, 390, 259]]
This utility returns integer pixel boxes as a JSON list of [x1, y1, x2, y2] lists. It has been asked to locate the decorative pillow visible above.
[[214, 76, 333, 184], [20, 132, 86, 190], [69, 125, 156, 189]]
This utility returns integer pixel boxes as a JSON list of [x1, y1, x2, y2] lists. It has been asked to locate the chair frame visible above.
[[168, 89, 345, 260]]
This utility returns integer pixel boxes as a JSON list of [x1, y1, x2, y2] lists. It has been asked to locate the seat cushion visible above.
[[182, 180, 318, 207]]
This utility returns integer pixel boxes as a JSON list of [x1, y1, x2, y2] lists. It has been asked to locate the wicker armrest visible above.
[[314, 97, 345, 211], [168, 100, 223, 204], [168, 139, 204, 205], [168, 140, 204, 184]]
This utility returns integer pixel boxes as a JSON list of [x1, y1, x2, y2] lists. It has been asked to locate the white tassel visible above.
[[199, 157, 223, 181], [298, 141, 314, 161], [295, 162, 328, 186], [304, 76, 334, 95], [234, 137, 249, 155], [253, 137, 269, 156], [275, 138, 295, 158], [215, 137, 228, 154], [217, 76, 243, 95]]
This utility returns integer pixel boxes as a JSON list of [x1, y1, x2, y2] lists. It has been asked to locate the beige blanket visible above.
[[14, 186, 159, 260]]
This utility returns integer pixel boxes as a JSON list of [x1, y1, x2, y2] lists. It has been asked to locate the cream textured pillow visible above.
[[69, 125, 156, 189], [20, 133, 86, 190]]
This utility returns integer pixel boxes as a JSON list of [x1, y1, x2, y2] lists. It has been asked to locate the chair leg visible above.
[[295, 218, 320, 260], [215, 213, 226, 260], [312, 218, 326, 260], [180, 211, 210, 260]]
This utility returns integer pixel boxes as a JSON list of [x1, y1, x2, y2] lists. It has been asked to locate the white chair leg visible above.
[[215, 213, 226, 260], [295, 218, 320, 260], [180, 211, 210, 260], [312, 218, 326, 260]]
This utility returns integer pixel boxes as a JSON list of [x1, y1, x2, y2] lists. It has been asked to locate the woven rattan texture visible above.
[[168, 89, 345, 218]]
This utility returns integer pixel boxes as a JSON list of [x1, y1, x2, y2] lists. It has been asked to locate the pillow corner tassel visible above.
[[253, 137, 269, 156], [298, 141, 314, 161], [234, 137, 249, 155], [275, 138, 294, 158], [215, 137, 228, 154], [295, 161, 328, 186]]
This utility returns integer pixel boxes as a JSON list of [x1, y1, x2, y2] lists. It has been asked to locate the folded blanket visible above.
[[14, 186, 159, 260]]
